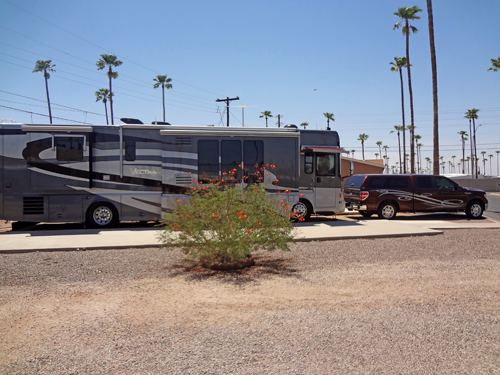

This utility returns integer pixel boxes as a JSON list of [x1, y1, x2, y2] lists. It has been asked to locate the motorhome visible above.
[[0, 122, 346, 228]]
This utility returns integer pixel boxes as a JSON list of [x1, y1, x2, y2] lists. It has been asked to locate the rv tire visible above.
[[86, 202, 119, 228], [291, 199, 312, 222]]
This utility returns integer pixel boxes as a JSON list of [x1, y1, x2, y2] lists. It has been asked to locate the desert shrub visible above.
[[158, 184, 294, 266]]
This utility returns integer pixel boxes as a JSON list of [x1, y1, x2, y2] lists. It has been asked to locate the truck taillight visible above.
[[360, 191, 369, 201]]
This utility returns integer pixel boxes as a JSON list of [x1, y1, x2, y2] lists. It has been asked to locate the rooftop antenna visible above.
[[230, 105, 256, 127]]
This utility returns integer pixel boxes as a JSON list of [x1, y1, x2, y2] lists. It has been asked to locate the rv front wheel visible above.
[[291, 200, 312, 222], [87, 202, 119, 228]]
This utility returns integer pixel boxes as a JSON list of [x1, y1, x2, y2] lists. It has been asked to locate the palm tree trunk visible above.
[[108, 67, 114, 125], [473, 119, 478, 178], [362, 141, 365, 160], [461, 138, 465, 174], [469, 119, 473, 176], [44, 73, 53, 124], [399, 69, 406, 174], [162, 84, 166, 122], [405, 20, 416, 174], [104, 101, 109, 125], [397, 134, 402, 174], [427, 0, 439, 176]]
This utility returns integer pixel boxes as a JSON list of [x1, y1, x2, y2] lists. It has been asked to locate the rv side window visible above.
[[198, 140, 219, 183], [304, 154, 313, 174], [243, 140, 264, 183], [221, 140, 242, 183], [55, 137, 84, 161], [124, 140, 136, 161]]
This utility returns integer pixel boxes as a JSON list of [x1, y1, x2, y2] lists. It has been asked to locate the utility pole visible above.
[[216, 96, 239, 127], [277, 114, 281, 128]]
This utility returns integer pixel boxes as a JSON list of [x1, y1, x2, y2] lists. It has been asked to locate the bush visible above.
[[158, 184, 294, 267]]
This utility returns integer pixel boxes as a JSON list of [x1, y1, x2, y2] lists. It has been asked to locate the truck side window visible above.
[[369, 177, 384, 188], [435, 176, 456, 191], [55, 136, 84, 161], [385, 177, 409, 188], [198, 140, 219, 183], [416, 176, 433, 189], [316, 154, 335, 176]]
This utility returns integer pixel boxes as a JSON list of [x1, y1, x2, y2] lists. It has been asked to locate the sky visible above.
[[1, 0, 499, 175]]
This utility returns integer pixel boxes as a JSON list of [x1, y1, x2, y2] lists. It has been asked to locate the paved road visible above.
[[485, 192, 500, 221]]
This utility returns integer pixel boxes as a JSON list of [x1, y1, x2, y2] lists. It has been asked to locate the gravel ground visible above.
[[1, 228, 500, 374]]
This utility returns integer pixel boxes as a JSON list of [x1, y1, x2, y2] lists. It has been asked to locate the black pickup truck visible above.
[[343, 174, 488, 219]]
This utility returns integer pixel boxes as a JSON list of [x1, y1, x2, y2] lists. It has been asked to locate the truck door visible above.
[[414, 175, 465, 212]]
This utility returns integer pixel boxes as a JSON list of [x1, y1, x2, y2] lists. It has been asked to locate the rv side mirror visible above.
[[341, 161, 354, 180]]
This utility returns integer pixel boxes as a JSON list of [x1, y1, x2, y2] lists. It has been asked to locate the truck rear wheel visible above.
[[377, 202, 397, 220], [86, 202, 119, 228]]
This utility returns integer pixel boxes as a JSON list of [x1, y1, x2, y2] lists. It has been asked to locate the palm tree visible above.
[[488, 57, 500, 72], [383, 145, 389, 158], [488, 154, 493, 176], [153, 74, 173, 122], [394, 6, 422, 174], [33, 60, 56, 124], [417, 143, 423, 173], [351, 150, 356, 159], [357, 133, 369, 160], [300, 122, 309, 130], [464, 108, 480, 177], [414, 134, 422, 172], [323, 112, 334, 130], [390, 125, 404, 173], [425, 157, 431, 171], [95, 88, 113, 125], [259, 111, 273, 128], [451, 156, 456, 172], [390, 56, 409, 172], [465, 157, 471, 174], [96, 54, 123, 125], [458, 130, 468, 174], [376, 141, 383, 156], [481, 151, 487, 175], [374, 153, 379, 159], [426, 0, 439, 175]]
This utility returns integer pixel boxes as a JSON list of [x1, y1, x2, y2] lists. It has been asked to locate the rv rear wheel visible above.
[[86, 202, 119, 228], [291, 200, 312, 222]]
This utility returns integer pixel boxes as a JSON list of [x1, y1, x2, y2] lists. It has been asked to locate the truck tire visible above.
[[291, 199, 312, 222], [377, 202, 397, 220], [86, 202, 119, 228], [465, 201, 484, 219]]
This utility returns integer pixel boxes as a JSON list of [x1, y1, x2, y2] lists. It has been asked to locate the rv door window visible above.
[[198, 140, 219, 183], [304, 154, 313, 174], [55, 137, 84, 161]]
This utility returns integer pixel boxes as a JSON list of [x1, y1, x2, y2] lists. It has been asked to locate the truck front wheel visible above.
[[291, 200, 312, 222], [465, 201, 484, 219]]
